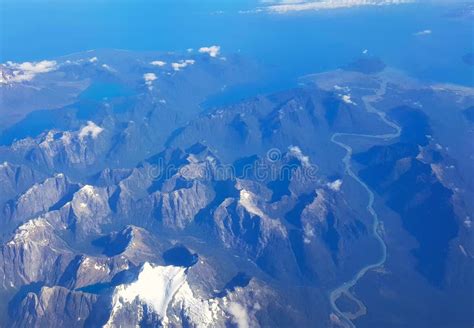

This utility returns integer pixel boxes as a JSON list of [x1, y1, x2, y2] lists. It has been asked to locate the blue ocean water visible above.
[[0, 0, 472, 88]]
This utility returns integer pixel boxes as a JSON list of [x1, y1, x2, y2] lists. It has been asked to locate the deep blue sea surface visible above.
[[0, 0, 472, 88]]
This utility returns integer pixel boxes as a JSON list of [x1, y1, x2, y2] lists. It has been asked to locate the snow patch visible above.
[[107, 263, 186, 325], [7, 218, 50, 246], [173, 280, 221, 327], [238, 189, 270, 220], [79, 185, 100, 198]]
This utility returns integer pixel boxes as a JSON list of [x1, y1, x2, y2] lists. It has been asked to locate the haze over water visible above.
[[1, 0, 473, 88]]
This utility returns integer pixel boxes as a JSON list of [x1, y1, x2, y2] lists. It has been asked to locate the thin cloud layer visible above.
[[150, 60, 166, 67], [262, 0, 414, 13], [414, 29, 432, 36]]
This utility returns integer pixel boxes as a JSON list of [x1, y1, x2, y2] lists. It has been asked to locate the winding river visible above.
[[329, 80, 401, 328]]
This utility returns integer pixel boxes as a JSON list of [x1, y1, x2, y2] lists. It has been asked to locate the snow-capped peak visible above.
[[105, 262, 224, 327], [107, 263, 186, 325]]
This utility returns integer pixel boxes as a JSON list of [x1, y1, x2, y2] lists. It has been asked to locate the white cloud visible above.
[[228, 302, 250, 328], [414, 29, 432, 36], [14, 61, 57, 73], [327, 179, 343, 191], [150, 60, 166, 67], [334, 86, 356, 105], [79, 121, 104, 140], [144, 73, 157, 89], [89, 57, 98, 63], [0, 60, 57, 84], [239, 8, 265, 14], [288, 145, 310, 167], [464, 217, 471, 229], [101, 64, 116, 72], [303, 221, 315, 244], [334, 85, 349, 92], [198, 45, 221, 58], [263, 0, 414, 13], [341, 94, 356, 105], [144, 72, 157, 82], [171, 59, 195, 71]]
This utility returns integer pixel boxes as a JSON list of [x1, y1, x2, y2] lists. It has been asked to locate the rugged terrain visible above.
[[0, 49, 473, 327]]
